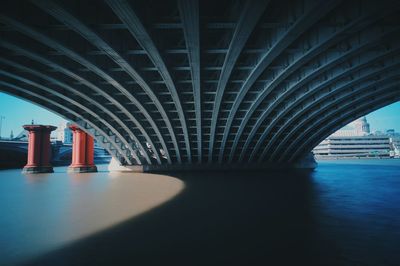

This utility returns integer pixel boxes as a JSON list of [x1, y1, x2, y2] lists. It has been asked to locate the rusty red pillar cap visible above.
[[23, 125, 57, 131]]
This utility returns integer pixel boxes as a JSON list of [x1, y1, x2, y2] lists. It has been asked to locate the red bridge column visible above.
[[22, 125, 57, 174], [68, 124, 97, 173]]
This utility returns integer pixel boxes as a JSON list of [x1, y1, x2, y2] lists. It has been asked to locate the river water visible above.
[[0, 160, 400, 265]]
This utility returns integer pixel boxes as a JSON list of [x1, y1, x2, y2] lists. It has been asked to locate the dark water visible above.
[[1, 160, 400, 265]]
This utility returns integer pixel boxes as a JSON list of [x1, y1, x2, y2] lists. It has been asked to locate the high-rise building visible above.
[[55, 122, 72, 144]]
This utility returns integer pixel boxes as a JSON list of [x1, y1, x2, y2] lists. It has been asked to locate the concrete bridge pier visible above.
[[108, 157, 143, 172], [107, 152, 317, 173], [68, 124, 97, 173], [22, 125, 57, 174]]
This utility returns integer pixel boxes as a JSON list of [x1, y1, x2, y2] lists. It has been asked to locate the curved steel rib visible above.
[[0, 40, 157, 163], [281, 80, 400, 163], [0, 81, 141, 164], [205, 0, 268, 163], [106, 0, 190, 163], [32, 0, 179, 164], [0, 57, 149, 164], [288, 90, 400, 163], [232, 14, 398, 162], [0, 15, 166, 164], [239, 28, 399, 161], [257, 48, 400, 162], [273, 72, 400, 162], [221, 0, 339, 162], [178, 0, 202, 163]]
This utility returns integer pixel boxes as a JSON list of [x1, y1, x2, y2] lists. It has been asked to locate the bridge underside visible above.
[[1, 0, 399, 169]]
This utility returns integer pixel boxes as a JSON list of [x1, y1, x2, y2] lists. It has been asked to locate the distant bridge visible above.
[[0, 140, 109, 168], [1, 0, 399, 169]]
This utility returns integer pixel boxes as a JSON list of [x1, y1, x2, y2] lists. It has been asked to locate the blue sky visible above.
[[0, 92, 399, 138], [0, 92, 67, 138]]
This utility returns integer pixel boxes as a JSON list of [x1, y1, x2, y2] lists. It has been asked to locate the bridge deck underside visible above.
[[1, 0, 399, 167]]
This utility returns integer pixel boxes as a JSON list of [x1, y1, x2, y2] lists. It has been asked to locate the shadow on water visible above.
[[24, 169, 341, 266]]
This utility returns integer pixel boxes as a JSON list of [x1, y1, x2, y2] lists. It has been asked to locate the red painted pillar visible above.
[[22, 125, 57, 174], [68, 124, 97, 173]]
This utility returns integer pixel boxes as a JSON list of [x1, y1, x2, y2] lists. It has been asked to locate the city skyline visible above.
[[0, 92, 399, 139]]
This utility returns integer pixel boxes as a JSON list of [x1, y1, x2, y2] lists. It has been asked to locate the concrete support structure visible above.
[[22, 125, 56, 174], [68, 124, 97, 173]]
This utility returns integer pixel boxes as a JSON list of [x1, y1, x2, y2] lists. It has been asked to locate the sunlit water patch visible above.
[[0, 165, 184, 265]]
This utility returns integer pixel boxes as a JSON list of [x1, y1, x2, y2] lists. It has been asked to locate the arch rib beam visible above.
[[0, 41, 160, 163], [230, 17, 399, 162], [0, 82, 140, 165], [106, 0, 190, 163], [0, 87, 128, 163], [0, 15, 167, 164], [260, 49, 400, 163], [178, 0, 202, 163], [0, 70, 139, 164], [204, 0, 268, 162], [281, 81, 400, 163], [256, 49, 399, 161], [238, 27, 400, 162], [222, 0, 339, 161], [32, 0, 172, 164], [275, 74, 400, 161], [240, 37, 400, 162], [288, 91, 400, 163], [258, 49, 400, 162], [0, 57, 151, 164]]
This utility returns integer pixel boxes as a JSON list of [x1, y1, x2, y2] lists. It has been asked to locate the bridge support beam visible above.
[[292, 152, 317, 169], [108, 153, 317, 173], [22, 125, 57, 174], [68, 124, 97, 173], [108, 157, 143, 172]]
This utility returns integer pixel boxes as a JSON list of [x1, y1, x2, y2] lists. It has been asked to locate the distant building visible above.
[[54, 122, 72, 144], [314, 117, 396, 159], [331, 117, 370, 137], [385, 129, 400, 137], [390, 137, 400, 157], [314, 136, 391, 159], [387, 129, 395, 136]]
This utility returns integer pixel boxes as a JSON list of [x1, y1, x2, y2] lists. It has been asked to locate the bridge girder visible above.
[[0, 57, 149, 164], [233, 19, 400, 162], [250, 45, 400, 163], [33, 0, 173, 164], [106, 0, 189, 163], [288, 90, 400, 162], [178, 0, 202, 163], [208, 0, 269, 163], [0, 0, 399, 167], [266, 58, 400, 162], [0, 41, 158, 163]]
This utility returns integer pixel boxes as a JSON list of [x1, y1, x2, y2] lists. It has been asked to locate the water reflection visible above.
[[68, 173, 94, 185], [24, 175, 49, 184]]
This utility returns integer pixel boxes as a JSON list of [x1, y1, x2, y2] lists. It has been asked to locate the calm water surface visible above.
[[0, 160, 399, 265]]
